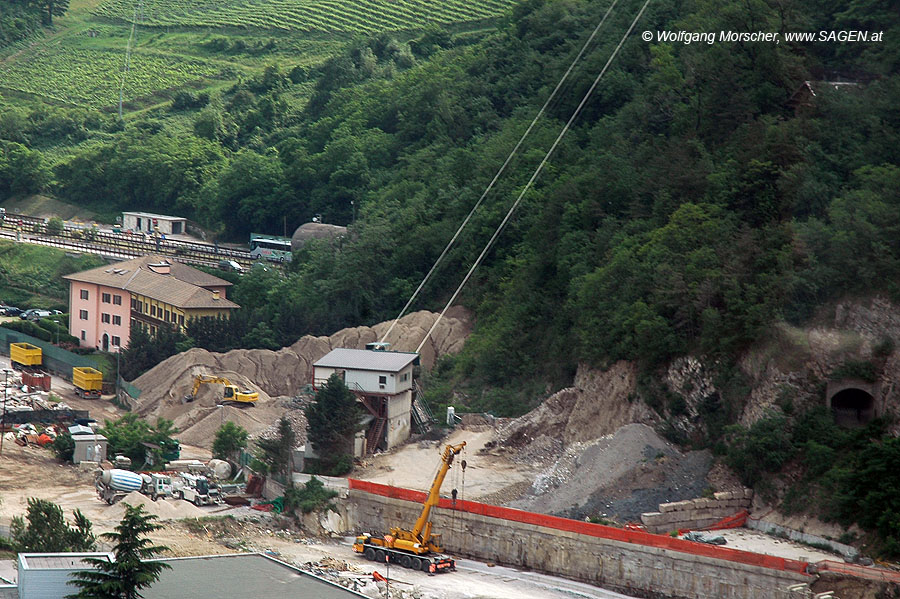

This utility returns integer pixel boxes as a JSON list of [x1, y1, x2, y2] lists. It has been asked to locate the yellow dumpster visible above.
[[10, 342, 42, 369], [73, 366, 103, 398]]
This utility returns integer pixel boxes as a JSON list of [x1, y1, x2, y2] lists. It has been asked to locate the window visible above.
[[401, 373, 409, 382], [102, 293, 111, 303], [80, 330, 86, 341], [79, 310, 88, 320], [101, 313, 110, 324], [112, 336, 120, 346], [379, 376, 387, 384], [178, 314, 184, 326], [165, 310, 170, 322], [131, 298, 136, 310], [112, 315, 121, 326], [151, 305, 157, 317], [80, 289, 89, 300], [113, 295, 122, 305]]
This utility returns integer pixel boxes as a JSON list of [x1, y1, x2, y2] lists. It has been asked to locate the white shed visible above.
[[121, 211, 187, 236], [70, 432, 108, 464], [18, 553, 114, 599]]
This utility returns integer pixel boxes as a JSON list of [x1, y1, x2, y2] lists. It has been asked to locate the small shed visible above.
[[68, 427, 107, 464], [121, 211, 187, 236], [18, 553, 113, 599]]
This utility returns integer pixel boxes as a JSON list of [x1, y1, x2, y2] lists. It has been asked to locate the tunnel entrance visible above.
[[830, 388, 875, 428]]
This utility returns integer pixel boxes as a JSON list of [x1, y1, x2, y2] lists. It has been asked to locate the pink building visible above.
[[64, 256, 238, 351]]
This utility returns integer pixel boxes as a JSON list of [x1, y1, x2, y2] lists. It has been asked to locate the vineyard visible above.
[[0, 42, 220, 107], [93, 0, 517, 33]]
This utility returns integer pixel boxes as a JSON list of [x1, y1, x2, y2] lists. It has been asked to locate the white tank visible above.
[[207, 459, 232, 480], [100, 469, 143, 492]]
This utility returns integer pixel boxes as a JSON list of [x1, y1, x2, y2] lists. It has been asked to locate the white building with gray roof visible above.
[[313, 344, 419, 453]]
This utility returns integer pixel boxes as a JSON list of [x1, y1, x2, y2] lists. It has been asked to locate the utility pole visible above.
[[0, 369, 7, 456]]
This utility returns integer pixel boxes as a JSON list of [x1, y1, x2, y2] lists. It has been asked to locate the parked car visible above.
[[21, 309, 52, 321], [218, 259, 243, 273], [2, 306, 22, 317]]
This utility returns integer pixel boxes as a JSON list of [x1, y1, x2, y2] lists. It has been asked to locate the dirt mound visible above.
[[130, 309, 471, 449], [105, 492, 206, 520], [497, 361, 656, 463]]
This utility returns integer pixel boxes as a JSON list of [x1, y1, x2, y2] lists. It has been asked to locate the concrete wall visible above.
[[347, 491, 808, 599], [640, 490, 753, 534]]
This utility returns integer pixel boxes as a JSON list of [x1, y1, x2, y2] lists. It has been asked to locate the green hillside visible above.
[[93, 0, 516, 33]]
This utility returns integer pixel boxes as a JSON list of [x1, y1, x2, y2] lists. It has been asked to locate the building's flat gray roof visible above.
[[314, 348, 418, 373], [20, 553, 112, 570], [144, 554, 365, 598], [0, 586, 16, 599], [122, 212, 186, 221], [72, 434, 107, 443]]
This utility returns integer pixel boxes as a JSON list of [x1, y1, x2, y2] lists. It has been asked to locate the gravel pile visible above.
[[506, 424, 714, 523], [253, 406, 309, 446]]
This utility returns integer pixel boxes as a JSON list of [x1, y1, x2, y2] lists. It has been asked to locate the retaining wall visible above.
[[640, 489, 753, 534], [347, 481, 809, 599]]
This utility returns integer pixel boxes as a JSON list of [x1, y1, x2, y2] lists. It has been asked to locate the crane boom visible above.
[[412, 441, 466, 539]]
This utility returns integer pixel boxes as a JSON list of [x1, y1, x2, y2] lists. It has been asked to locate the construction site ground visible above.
[[0, 352, 849, 597]]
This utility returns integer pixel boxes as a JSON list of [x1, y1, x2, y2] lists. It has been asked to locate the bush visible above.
[[724, 412, 794, 487], [284, 477, 338, 514], [830, 360, 878, 383], [52, 433, 75, 462]]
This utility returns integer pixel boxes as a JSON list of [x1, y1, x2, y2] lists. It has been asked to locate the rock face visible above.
[[290, 222, 347, 251], [496, 361, 655, 458], [130, 309, 472, 448]]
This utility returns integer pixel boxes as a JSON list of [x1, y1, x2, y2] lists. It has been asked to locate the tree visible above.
[[254, 416, 295, 483], [304, 373, 360, 464], [52, 431, 75, 462], [66, 504, 171, 599], [212, 421, 249, 460], [101, 414, 178, 466], [11, 498, 95, 552]]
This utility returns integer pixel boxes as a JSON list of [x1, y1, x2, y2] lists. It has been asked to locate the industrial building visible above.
[[121, 212, 187, 236], [313, 344, 419, 453]]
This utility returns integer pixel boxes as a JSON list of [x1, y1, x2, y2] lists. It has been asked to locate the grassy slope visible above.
[[0, 241, 106, 309]]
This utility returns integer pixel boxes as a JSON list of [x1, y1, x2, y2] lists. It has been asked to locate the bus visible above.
[[249, 233, 293, 262]]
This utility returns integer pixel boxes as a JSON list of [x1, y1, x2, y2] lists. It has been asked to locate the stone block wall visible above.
[[348, 490, 807, 599], [640, 489, 753, 534]]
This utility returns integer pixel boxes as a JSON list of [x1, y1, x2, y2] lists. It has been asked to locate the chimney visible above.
[[213, 290, 220, 301]]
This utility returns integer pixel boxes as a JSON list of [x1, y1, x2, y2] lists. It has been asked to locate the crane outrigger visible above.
[[353, 441, 466, 573]]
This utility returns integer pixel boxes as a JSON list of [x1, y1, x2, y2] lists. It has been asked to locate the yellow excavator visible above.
[[183, 375, 259, 405], [353, 441, 466, 573]]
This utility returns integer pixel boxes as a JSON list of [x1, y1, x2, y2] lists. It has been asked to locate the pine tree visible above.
[[66, 504, 171, 599], [304, 373, 360, 462]]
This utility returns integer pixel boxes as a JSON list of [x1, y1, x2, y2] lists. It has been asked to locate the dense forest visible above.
[[3, 0, 898, 399]]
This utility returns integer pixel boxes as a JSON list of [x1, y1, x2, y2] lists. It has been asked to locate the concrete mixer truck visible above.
[[95, 468, 143, 505]]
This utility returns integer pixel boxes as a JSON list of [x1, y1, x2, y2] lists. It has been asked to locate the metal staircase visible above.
[[411, 380, 436, 434]]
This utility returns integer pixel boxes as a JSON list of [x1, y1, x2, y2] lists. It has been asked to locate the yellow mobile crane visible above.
[[184, 375, 259, 405], [354, 441, 466, 573]]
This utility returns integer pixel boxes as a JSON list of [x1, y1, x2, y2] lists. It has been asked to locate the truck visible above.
[[183, 375, 259, 405], [73, 367, 103, 398], [353, 441, 466, 573], [172, 473, 223, 506], [95, 468, 143, 505], [140, 473, 173, 501], [10, 342, 42, 371]]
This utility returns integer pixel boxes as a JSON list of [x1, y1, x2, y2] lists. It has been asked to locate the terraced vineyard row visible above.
[[93, 0, 517, 33], [0, 43, 218, 107]]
